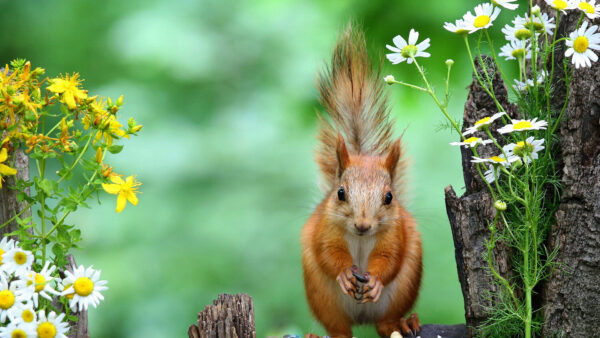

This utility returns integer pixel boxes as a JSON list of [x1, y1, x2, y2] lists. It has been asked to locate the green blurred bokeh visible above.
[[0, 0, 507, 336]]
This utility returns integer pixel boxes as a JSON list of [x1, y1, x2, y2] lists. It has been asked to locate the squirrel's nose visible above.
[[354, 223, 372, 234]]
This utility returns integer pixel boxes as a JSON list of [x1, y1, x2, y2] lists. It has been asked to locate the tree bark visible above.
[[189, 294, 256, 338], [444, 57, 518, 337], [534, 1, 600, 336]]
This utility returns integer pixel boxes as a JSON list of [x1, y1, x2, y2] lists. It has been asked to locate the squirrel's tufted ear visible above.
[[336, 133, 350, 177], [384, 138, 402, 178]]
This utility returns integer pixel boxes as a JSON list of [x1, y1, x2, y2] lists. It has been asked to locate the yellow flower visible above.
[[102, 175, 140, 212], [47, 73, 88, 110], [0, 148, 17, 188]]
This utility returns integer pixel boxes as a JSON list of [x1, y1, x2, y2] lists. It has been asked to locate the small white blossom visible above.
[[444, 19, 471, 35], [492, 0, 519, 10], [463, 3, 502, 33], [575, 0, 600, 19], [450, 137, 494, 148], [497, 118, 548, 134], [499, 39, 532, 60], [61, 265, 108, 313], [503, 137, 545, 163], [386, 29, 430, 65], [545, 0, 577, 13], [462, 112, 507, 136]]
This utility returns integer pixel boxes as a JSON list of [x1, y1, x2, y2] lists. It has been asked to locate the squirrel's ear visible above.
[[384, 138, 402, 177], [336, 133, 350, 176]]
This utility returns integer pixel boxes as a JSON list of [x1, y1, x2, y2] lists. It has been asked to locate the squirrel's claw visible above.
[[336, 266, 359, 297], [399, 313, 421, 336], [360, 274, 383, 303]]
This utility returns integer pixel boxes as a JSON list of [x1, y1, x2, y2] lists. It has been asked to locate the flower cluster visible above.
[[0, 238, 106, 337]]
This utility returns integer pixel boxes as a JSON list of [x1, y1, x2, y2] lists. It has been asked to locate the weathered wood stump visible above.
[[188, 294, 256, 338]]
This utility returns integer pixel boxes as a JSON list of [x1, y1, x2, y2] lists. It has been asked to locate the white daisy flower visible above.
[[484, 164, 502, 183], [14, 262, 59, 308], [472, 154, 519, 166], [502, 17, 533, 41], [565, 21, 600, 68], [513, 70, 549, 91], [462, 112, 507, 136], [498, 118, 548, 134], [12, 304, 36, 326], [444, 19, 471, 35], [2, 248, 33, 276], [0, 279, 32, 323], [386, 29, 431, 64], [492, 0, 519, 10], [450, 136, 494, 148], [36, 310, 69, 338], [463, 3, 502, 33], [516, 13, 556, 36], [499, 39, 532, 60], [545, 0, 577, 13], [60, 265, 108, 313], [575, 0, 600, 19], [0, 237, 15, 277], [503, 137, 545, 163], [0, 320, 36, 338]]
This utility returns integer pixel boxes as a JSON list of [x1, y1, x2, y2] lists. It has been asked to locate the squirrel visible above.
[[301, 24, 423, 338]]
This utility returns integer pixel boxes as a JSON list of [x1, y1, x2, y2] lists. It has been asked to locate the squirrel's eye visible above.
[[337, 186, 346, 201], [384, 191, 393, 205]]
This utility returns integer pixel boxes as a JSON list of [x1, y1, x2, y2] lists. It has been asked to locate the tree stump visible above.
[[446, 2, 600, 336], [188, 294, 256, 338]]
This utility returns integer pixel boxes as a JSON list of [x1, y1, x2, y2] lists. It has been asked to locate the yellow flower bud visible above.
[[116, 95, 124, 106], [494, 200, 507, 211]]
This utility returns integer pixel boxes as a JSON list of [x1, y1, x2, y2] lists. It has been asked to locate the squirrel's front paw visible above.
[[360, 273, 383, 303], [336, 265, 360, 298]]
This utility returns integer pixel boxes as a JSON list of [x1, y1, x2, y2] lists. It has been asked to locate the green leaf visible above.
[[107, 145, 123, 154]]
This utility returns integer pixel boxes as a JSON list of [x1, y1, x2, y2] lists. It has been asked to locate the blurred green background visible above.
[[0, 0, 523, 336]]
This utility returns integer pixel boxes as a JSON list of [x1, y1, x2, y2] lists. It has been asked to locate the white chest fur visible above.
[[339, 233, 396, 323]]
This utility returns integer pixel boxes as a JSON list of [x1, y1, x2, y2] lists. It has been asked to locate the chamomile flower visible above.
[[484, 164, 502, 183], [463, 3, 502, 33], [0, 279, 32, 323], [2, 248, 33, 275], [491, 0, 519, 10], [14, 262, 59, 308], [513, 13, 556, 36], [13, 304, 36, 325], [471, 154, 518, 166], [497, 118, 548, 134], [386, 29, 431, 64], [462, 112, 507, 136], [575, 0, 600, 19], [0, 320, 36, 338], [0, 237, 15, 273], [450, 137, 494, 148], [502, 17, 532, 40], [565, 21, 600, 68], [545, 0, 576, 13], [36, 310, 69, 338], [503, 137, 545, 163], [444, 19, 471, 35], [61, 265, 107, 313], [499, 39, 532, 60]]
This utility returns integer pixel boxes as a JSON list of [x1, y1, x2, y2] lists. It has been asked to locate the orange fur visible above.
[[301, 24, 422, 338]]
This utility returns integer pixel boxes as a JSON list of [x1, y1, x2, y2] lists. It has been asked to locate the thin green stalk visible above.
[[485, 30, 518, 97], [57, 131, 95, 183], [463, 35, 506, 112]]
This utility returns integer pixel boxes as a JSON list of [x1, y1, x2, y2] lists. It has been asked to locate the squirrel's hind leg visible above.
[[375, 312, 421, 337]]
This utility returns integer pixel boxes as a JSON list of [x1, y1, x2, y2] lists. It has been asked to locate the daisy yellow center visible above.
[[464, 137, 480, 144], [34, 274, 46, 292], [37, 322, 57, 338], [400, 44, 418, 58], [0, 290, 15, 309], [474, 15, 491, 28], [511, 48, 526, 58], [490, 156, 506, 162], [515, 28, 532, 40], [74, 277, 94, 296], [474, 116, 491, 126], [513, 121, 533, 130], [552, 0, 568, 9], [14, 251, 27, 265], [574, 36, 589, 53], [514, 141, 534, 157], [580, 1, 595, 13], [22, 309, 34, 323], [0, 248, 4, 264], [11, 330, 27, 338]]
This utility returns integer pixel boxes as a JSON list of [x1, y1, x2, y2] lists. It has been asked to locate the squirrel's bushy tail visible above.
[[316, 23, 396, 191]]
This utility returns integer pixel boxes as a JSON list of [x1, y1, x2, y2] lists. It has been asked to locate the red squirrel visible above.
[[301, 24, 423, 338]]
